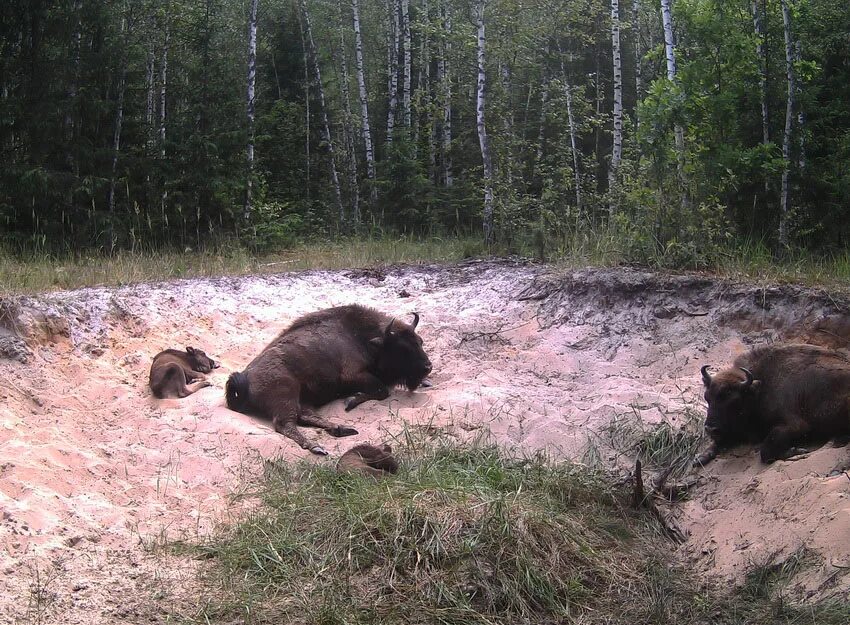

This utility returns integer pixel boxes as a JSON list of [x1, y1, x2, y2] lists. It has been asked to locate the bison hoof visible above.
[[309, 445, 329, 456], [332, 426, 358, 437], [344, 396, 362, 411], [419, 378, 433, 388]]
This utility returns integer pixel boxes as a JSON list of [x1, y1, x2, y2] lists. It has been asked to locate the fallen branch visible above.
[[632, 458, 688, 543]]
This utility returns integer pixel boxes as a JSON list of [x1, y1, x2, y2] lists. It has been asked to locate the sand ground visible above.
[[1, 261, 849, 623]]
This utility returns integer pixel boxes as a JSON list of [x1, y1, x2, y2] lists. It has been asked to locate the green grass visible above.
[[178, 433, 850, 625]]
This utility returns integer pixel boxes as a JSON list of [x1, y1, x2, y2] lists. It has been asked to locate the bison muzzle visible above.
[[225, 304, 432, 455], [696, 343, 850, 465]]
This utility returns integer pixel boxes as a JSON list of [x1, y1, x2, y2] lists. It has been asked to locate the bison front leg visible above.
[[341, 372, 390, 412], [760, 420, 811, 464], [180, 378, 211, 397], [297, 411, 358, 438]]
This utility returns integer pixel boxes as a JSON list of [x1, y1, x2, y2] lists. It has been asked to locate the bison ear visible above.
[[382, 444, 392, 452], [186, 346, 195, 354]]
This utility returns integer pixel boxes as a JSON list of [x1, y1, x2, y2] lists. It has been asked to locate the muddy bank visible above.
[[1, 262, 849, 622]]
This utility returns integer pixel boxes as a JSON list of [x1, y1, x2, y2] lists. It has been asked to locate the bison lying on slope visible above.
[[697, 343, 850, 465], [225, 305, 432, 455]]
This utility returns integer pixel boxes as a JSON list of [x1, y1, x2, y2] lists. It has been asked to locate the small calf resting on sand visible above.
[[149, 347, 219, 399], [225, 304, 432, 455], [337, 443, 399, 479], [696, 343, 850, 466]]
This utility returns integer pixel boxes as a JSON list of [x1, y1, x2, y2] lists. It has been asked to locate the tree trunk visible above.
[[336, 0, 360, 224], [159, 8, 170, 219], [352, 0, 377, 205], [475, 0, 494, 245], [401, 0, 412, 127], [564, 79, 582, 211], [751, 0, 769, 147], [535, 79, 549, 171], [107, 11, 130, 248], [300, 0, 344, 223], [609, 0, 623, 210], [440, 0, 453, 187], [65, 0, 82, 172], [660, 0, 688, 212], [794, 40, 805, 171], [779, 0, 795, 246], [386, 0, 400, 145], [297, 9, 311, 196], [633, 0, 641, 102], [244, 0, 258, 225]]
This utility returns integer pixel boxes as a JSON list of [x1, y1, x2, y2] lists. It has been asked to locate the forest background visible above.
[[1, 0, 848, 270]]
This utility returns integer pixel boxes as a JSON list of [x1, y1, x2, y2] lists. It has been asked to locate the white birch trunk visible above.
[[65, 0, 82, 168], [336, 1, 360, 224], [297, 11, 311, 190], [440, 1, 452, 187], [475, 0, 494, 245], [610, 0, 623, 208], [300, 0, 344, 222], [244, 0, 258, 224], [660, 0, 688, 211], [565, 81, 582, 211], [386, 0, 400, 145], [401, 0, 412, 127], [535, 80, 549, 169], [779, 0, 795, 246], [108, 11, 130, 250], [159, 8, 170, 218], [352, 0, 378, 205]]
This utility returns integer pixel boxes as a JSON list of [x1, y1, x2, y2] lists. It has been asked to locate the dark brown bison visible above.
[[225, 305, 432, 455], [337, 443, 399, 479], [149, 347, 219, 399], [696, 343, 850, 465]]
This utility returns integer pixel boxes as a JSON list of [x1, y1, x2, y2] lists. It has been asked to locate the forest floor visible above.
[[2, 259, 850, 623]]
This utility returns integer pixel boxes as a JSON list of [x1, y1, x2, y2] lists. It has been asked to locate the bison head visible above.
[[700, 364, 761, 444], [185, 346, 220, 373], [370, 312, 432, 390]]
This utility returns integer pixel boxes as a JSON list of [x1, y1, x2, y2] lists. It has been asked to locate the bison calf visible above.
[[697, 343, 850, 465], [337, 443, 399, 479], [225, 304, 432, 455], [149, 347, 219, 399]]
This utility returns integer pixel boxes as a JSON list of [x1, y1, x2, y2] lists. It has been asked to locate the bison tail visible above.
[[225, 371, 251, 412]]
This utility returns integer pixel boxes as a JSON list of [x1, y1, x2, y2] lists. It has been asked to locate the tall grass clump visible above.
[[182, 433, 848, 625]]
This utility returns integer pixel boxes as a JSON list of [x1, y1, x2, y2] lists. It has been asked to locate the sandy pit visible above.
[[2, 260, 850, 622]]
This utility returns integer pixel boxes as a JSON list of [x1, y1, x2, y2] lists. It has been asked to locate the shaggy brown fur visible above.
[[336, 443, 399, 479], [149, 347, 219, 399], [225, 305, 432, 455], [697, 343, 850, 465]]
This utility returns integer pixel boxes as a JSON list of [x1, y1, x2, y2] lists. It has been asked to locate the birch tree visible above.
[[244, 0, 258, 224], [475, 0, 494, 245], [386, 0, 400, 145], [107, 10, 130, 242], [779, 0, 795, 246], [352, 0, 378, 204], [401, 0, 412, 127], [335, 0, 360, 223], [439, 0, 453, 187], [633, 0, 642, 101], [159, 4, 170, 217], [300, 0, 344, 222], [751, 0, 769, 148], [660, 0, 688, 211], [609, 0, 623, 208]]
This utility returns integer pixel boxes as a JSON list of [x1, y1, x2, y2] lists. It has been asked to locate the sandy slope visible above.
[[1, 261, 849, 623]]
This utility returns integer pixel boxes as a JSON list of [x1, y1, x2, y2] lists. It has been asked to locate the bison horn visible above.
[[410, 311, 420, 329], [385, 319, 396, 336], [701, 365, 712, 386], [739, 367, 754, 388]]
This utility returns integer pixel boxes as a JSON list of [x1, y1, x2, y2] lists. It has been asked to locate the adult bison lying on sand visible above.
[[697, 343, 850, 465], [225, 305, 432, 455]]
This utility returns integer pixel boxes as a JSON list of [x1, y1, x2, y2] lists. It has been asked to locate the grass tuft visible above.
[[181, 434, 850, 625]]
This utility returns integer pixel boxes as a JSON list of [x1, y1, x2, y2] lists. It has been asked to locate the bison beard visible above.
[[696, 343, 850, 465], [225, 305, 432, 455]]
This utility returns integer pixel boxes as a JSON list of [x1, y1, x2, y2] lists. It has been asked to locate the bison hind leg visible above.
[[832, 434, 850, 448], [180, 378, 211, 398]]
